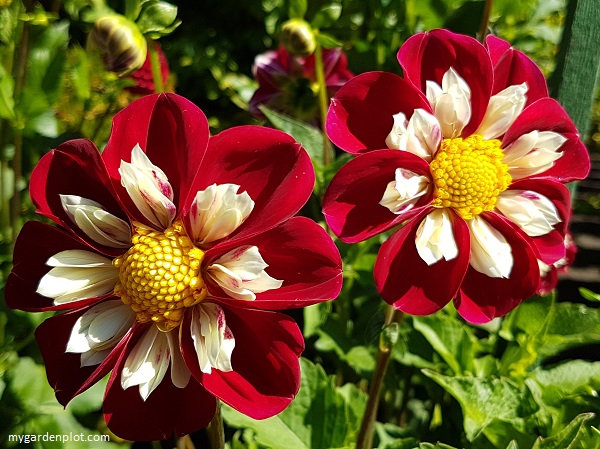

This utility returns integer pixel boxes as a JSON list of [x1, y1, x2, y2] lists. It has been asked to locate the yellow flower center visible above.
[[430, 135, 511, 220], [113, 221, 207, 331]]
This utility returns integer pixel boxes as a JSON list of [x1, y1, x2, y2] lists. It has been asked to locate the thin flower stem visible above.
[[478, 0, 495, 43], [176, 434, 196, 449], [355, 306, 404, 449], [313, 42, 333, 165], [207, 399, 225, 449], [148, 38, 165, 94]]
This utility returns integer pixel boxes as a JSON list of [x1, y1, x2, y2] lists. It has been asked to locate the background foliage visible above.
[[1, 0, 600, 448]]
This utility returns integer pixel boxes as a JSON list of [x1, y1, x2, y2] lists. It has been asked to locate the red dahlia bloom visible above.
[[6, 93, 342, 440], [322, 29, 590, 323], [249, 45, 354, 121]]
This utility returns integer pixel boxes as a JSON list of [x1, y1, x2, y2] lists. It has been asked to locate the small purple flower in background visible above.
[[249, 45, 354, 123]]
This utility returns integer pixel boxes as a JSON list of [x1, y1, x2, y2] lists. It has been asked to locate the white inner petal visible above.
[[426, 67, 472, 138], [36, 250, 118, 304], [60, 195, 132, 248], [380, 168, 430, 214], [167, 330, 191, 389], [189, 183, 255, 245], [503, 130, 566, 179], [206, 245, 283, 301], [121, 326, 171, 401], [66, 300, 135, 367], [190, 303, 235, 375], [385, 109, 442, 161], [119, 144, 176, 230], [495, 190, 562, 237], [415, 209, 458, 265], [475, 83, 528, 140], [468, 216, 513, 278]]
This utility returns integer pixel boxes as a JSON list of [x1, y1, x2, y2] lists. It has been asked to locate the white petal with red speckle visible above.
[[36, 250, 118, 304], [119, 144, 176, 229], [385, 109, 442, 161], [496, 189, 561, 237], [60, 195, 132, 248], [189, 183, 254, 245], [415, 209, 458, 265], [206, 245, 283, 300], [503, 130, 566, 179], [380, 168, 430, 214], [190, 303, 235, 374], [468, 216, 513, 278]]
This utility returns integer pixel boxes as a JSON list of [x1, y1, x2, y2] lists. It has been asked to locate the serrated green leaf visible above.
[[259, 105, 325, 165], [222, 358, 367, 449], [532, 413, 596, 449], [413, 314, 478, 375], [423, 370, 536, 445]]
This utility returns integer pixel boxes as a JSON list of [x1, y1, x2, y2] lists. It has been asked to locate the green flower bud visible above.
[[0, 0, 13, 8], [280, 19, 316, 57], [90, 14, 148, 76]]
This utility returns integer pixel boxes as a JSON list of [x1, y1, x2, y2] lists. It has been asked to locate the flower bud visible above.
[[90, 14, 147, 75], [280, 19, 316, 57], [0, 0, 13, 8]]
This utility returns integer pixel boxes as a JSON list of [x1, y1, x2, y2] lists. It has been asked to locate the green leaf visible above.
[[259, 105, 325, 165], [315, 32, 343, 49], [579, 287, 600, 302], [423, 370, 537, 446], [222, 358, 367, 449], [532, 413, 596, 449], [529, 360, 600, 397], [288, 0, 307, 19], [413, 314, 478, 375], [311, 4, 342, 29], [136, 0, 181, 37]]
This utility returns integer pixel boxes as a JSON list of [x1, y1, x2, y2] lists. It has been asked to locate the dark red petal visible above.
[[503, 97, 590, 182], [325, 72, 430, 154], [6, 221, 114, 311], [102, 93, 210, 223], [507, 179, 572, 264], [374, 209, 470, 315], [455, 212, 539, 323], [397, 29, 493, 136], [34, 306, 126, 406], [29, 139, 128, 256], [199, 305, 303, 420], [103, 323, 216, 441], [204, 217, 342, 310], [485, 34, 548, 106], [183, 126, 314, 243], [322, 149, 433, 243]]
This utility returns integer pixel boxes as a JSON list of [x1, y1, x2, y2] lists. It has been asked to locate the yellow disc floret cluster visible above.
[[430, 134, 511, 220], [113, 221, 207, 331]]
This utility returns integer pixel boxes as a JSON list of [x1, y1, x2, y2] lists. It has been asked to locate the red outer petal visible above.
[[103, 323, 216, 441], [456, 212, 540, 323], [102, 93, 210, 224], [503, 97, 590, 182], [181, 305, 303, 420], [322, 149, 433, 243], [507, 179, 572, 264], [325, 72, 431, 154], [204, 216, 342, 310], [183, 126, 314, 244], [30, 139, 128, 256], [397, 29, 493, 136], [35, 306, 126, 406], [374, 209, 470, 315], [485, 34, 548, 106], [6, 221, 113, 311]]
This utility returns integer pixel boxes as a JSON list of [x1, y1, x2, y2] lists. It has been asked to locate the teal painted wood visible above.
[[549, 0, 600, 141]]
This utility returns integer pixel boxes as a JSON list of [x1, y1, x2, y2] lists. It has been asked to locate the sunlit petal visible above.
[[415, 209, 458, 265], [380, 168, 430, 214], [468, 216, 513, 278], [476, 83, 528, 139], [495, 190, 561, 237], [503, 130, 566, 179]]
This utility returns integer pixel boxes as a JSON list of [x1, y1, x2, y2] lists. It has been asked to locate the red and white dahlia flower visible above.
[[322, 29, 590, 323], [6, 93, 342, 440]]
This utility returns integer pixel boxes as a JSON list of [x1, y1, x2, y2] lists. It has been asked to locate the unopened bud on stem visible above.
[[280, 19, 316, 57]]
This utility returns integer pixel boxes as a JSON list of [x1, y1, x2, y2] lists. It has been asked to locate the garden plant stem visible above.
[[148, 38, 165, 94], [313, 42, 333, 165], [356, 306, 404, 449], [478, 0, 494, 42], [207, 399, 225, 449]]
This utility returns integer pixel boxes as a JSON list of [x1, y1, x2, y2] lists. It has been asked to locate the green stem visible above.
[[355, 306, 404, 449], [478, 0, 494, 43], [147, 38, 165, 93], [207, 399, 225, 449], [313, 42, 333, 165], [176, 434, 196, 449]]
